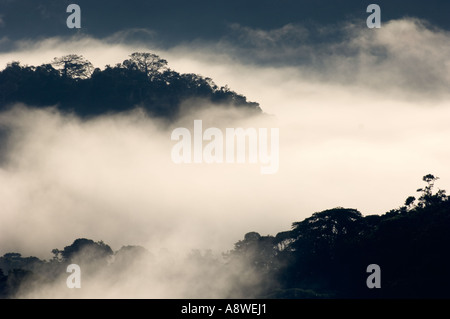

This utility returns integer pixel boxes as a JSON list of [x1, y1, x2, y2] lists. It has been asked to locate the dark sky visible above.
[[1, 0, 449, 49]]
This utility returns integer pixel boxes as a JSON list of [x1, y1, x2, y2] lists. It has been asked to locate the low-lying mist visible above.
[[13, 239, 268, 298], [2, 17, 450, 298], [0, 102, 283, 298], [0, 103, 280, 258]]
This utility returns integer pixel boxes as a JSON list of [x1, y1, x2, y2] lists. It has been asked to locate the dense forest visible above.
[[1, 174, 449, 298], [0, 52, 261, 118]]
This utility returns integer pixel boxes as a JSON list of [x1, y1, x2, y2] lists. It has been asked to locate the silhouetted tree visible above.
[[51, 54, 93, 79], [51, 238, 113, 274], [0, 52, 260, 118], [231, 232, 280, 271], [122, 52, 168, 80], [2, 174, 449, 299], [416, 174, 447, 208], [404, 196, 416, 208]]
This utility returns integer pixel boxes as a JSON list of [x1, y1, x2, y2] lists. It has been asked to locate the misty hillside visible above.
[[1, 174, 450, 298], [0, 52, 261, 118]]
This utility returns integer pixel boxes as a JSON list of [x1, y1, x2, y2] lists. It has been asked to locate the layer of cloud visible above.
[[0, 17, 450, 297], [15, 245, 267, 298], [0, 104, 285, 258], [3, 18, 449, 98], [219, 19, 450, 98]]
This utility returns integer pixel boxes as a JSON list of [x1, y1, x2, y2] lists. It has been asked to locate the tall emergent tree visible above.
[[52, 54, 93, 79], [122, 52, 168, 79]]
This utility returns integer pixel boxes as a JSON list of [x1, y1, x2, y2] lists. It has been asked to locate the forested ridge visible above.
[[0, 52, 261, 118], [1, 174, 449, 298]]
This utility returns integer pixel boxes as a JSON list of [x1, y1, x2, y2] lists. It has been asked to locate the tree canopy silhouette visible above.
[[123, 52, 168, 79], [227, 174, 450, 298], [52, 54, 94, 79], [0, 52, 261, 119], [1, 174, 449, 298]]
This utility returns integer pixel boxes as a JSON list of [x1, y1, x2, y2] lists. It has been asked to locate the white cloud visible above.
[[3, 18, 449, 98], [212, 18, 450, 98], [1, 18, 450, 297]]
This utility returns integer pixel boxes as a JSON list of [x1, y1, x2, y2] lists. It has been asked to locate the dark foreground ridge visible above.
[[0, 52, 261, 119], [1, 174, 449, 298]]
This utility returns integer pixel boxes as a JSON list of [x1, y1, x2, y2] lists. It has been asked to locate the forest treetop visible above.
[[0, 52, 261, 119], [1, 174, 449, 298]]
